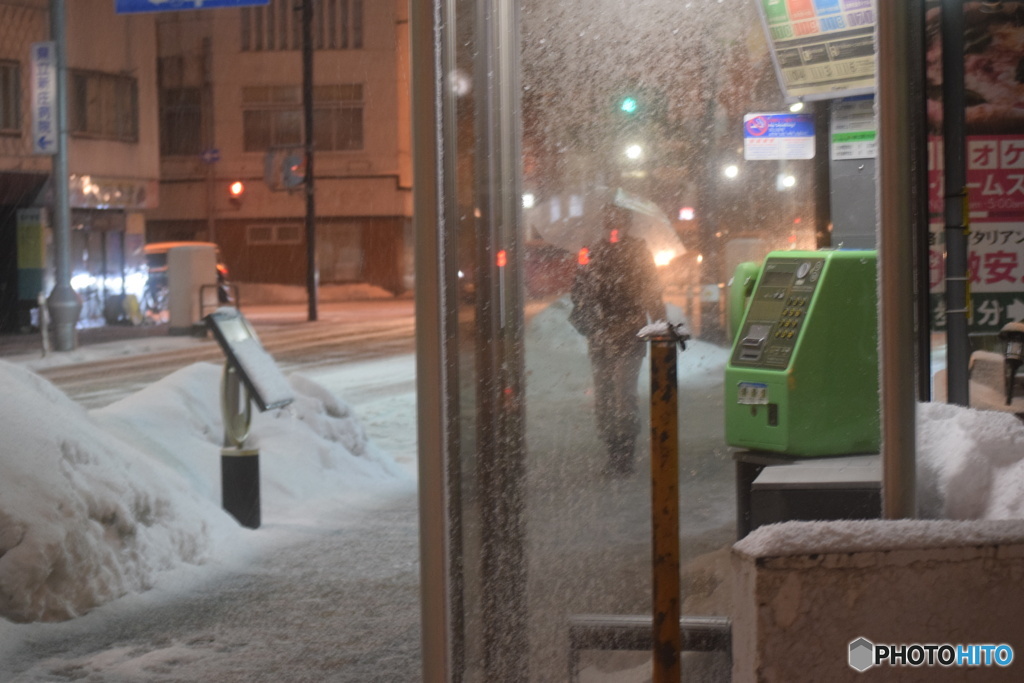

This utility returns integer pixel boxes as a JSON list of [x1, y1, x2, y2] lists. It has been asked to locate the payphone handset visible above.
[[725, 250, 879, 457], [727, 261, 762, 343]]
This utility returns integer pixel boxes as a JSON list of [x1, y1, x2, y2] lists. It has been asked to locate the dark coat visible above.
[[569, 234, 664, 346]]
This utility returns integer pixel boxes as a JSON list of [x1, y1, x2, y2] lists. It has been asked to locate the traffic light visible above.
[[618, 95, 639, 115], [228, 180, 245, 208], [282, 153, 305, 189]]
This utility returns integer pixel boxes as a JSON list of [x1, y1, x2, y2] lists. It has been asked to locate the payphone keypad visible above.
[[731, 258, 824, 369]]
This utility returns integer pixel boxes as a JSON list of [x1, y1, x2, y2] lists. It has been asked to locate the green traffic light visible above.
[[619, 96, 638, 114]]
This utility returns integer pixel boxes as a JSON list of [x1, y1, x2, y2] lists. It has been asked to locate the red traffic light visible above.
[[228, 181, 245, 208]]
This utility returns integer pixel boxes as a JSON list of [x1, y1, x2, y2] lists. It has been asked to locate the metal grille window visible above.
[[241, 0, 363, 52], [159, 87, 202, 156], [0, 60, 18, 134], [242, 84, 363, 152], [247, 224, 303, 245], [70, 70, 138, 143]]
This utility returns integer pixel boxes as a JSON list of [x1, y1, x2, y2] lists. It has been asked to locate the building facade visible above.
[[0, 0, 159, 331], [0, 0, 411, 332], [144, 0, 413, 296]]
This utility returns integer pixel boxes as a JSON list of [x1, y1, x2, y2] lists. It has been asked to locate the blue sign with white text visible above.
[[115, 0, 268, 14], [743, 112, 816, 160], [743, 113, 815, 139]]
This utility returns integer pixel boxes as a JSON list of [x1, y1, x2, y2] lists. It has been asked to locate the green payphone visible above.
[[725, 250, 879, 456]]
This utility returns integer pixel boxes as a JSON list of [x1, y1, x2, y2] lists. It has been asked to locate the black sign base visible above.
[[222, 448, 261, 529]]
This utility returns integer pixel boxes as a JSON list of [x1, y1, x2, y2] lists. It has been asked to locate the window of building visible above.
[[241, 0, 363, 52], [242, 84, 363, 152], [70, 70, 138, 143], [160, 87, 202, 156], [247, 224, 303, 245], [0, 60, 19, 135]]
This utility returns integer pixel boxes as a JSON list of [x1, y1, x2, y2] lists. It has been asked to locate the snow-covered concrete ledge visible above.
[[731, 519, 1024, 681]]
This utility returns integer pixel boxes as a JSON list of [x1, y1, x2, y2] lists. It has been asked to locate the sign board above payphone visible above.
[[743, 113, 815, 160], [755, 0, 876, 102], [830, 96, 876, 160], [115, 0, 267, 13]]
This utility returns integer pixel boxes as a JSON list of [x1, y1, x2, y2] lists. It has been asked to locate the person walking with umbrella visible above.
[[570, 203, 666, 474]]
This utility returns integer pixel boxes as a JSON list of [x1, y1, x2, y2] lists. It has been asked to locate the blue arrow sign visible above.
[[31, 42, 57, 156], [115, 0, 268, 14]]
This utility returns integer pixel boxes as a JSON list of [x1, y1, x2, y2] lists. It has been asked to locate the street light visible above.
[[723, 164, 739, 179], [625, 143, 644, 160]]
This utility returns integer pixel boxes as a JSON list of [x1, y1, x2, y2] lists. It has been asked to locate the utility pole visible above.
[[46, 0, 81, 351], [302, 0, 318, 322]]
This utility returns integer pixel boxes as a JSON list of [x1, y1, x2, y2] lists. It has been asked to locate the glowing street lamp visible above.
[[777, 173, 797, 190]]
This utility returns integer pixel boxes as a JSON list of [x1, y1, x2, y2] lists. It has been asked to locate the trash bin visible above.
[[167, 244, 218, 335]]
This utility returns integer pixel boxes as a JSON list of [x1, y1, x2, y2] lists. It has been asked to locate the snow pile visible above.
[[735, 518, 1024, 559], [737, 400, 1024, 558], [0, 360, 407, 623], [0, 363, 221, 623], [917, 400, 1024, 520]]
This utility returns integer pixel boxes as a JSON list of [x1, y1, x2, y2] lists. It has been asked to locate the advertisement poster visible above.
[[756, 0, 876, 101], [927, 2, 1024, 333]]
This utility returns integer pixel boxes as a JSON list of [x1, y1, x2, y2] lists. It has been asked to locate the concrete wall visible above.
[[732, 519, 1024, 681]]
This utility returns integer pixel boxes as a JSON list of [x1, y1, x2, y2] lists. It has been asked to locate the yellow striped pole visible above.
[[644, 325, 686, 682]]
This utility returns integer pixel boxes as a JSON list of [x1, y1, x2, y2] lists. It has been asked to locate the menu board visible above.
[[756, 0, 876, 101]]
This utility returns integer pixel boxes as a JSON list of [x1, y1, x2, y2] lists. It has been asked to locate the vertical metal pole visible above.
[[649, 336, 680, 683], [941, 0, 969, 406], [203, 37, 217, 244], [877, 1, 921, 518], [813, 101, 832, 249], [412, 0, 456, 678], [475, 0, 529, 677], [46, 0, 80, 350], [302, 0, 318, 322]]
